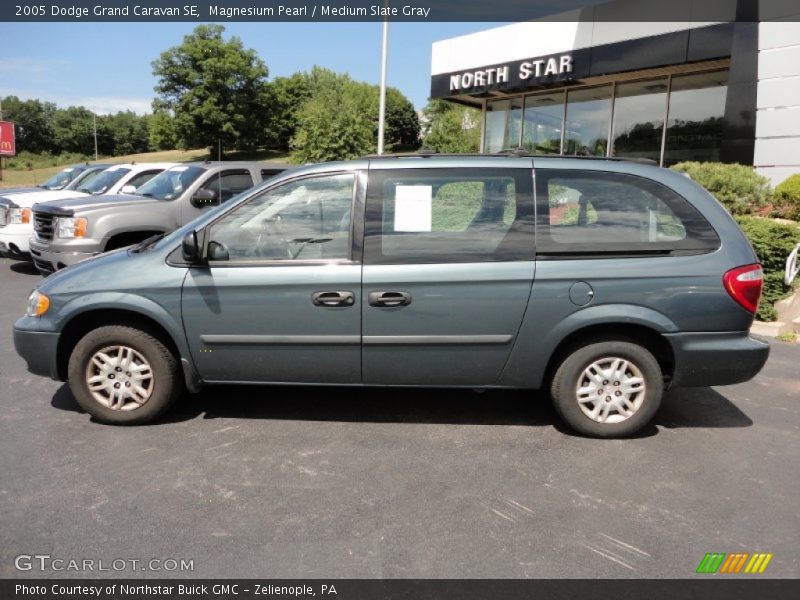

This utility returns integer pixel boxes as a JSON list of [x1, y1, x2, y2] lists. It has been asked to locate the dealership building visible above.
[[430, 0, 800, 183]]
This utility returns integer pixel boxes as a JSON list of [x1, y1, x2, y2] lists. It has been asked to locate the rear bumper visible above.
[[13, 317, 61, 380], [665, 331, 770, 387]]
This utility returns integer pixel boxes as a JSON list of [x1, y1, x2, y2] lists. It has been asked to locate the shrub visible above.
[[735, 216, 800, 321], [670, 162, 771, 215], [6, 150, 91, 171], [773, 173, 800, 221]]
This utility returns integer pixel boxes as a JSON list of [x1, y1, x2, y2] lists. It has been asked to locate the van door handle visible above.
[[312, 291, 355, 307], [368, 291, 412, 307]]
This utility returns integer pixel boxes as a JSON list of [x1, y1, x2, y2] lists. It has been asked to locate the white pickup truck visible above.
[[0, 163, 112, 197], [0, 163, 174, 258]]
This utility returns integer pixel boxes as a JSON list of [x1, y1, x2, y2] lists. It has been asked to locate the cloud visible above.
[[69, 96, 153, 115], [0, 89, 153, 115]]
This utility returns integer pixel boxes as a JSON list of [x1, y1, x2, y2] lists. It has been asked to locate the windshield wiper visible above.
[[139, 192, 155, 197], [131, 233, 166, 253]]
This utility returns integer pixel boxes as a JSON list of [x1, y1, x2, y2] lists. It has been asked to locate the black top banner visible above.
[[2, 0, 799, 23]]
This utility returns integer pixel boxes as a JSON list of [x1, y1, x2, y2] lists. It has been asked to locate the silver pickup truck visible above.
[[29, 161, 290, 275]]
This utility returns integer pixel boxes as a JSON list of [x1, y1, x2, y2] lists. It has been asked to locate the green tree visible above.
[[421, 100, 481, 153], [148, 99, 178, 151], [53, 105, 99, 155], [1, 96, 57, 154], [268, 72, 314, 150], [151, 24, 272, 153], [291, 73, 374, 163], [103, 111, 151, 155], [290, 67, 420, 162], [382, 87, 420, 151]]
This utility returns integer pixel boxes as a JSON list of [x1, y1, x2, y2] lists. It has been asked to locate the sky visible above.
[[0, 22, 507, 114]]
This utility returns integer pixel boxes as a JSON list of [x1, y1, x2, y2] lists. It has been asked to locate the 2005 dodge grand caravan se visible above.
[[13, 155, 770, 437]]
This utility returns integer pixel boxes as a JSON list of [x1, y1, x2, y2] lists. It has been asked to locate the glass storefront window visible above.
[[522, 92, 565, 155], [479, 70, 727, 164], [663, 71, 728, 166], [611, 78, 668, 163], [483, 98, 523, 153], [564, 86, 612, 157]]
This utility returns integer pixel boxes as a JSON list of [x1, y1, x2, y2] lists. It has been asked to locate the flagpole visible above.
[[377, 14, 389, 155]]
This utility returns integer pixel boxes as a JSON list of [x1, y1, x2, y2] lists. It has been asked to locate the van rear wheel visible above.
[[67, 325, 182, 425], [550, 341, 662, 438]]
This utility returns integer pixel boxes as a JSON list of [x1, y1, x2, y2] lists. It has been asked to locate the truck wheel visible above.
[[67, 325, 183, 425], [550, 341, 662, 438]]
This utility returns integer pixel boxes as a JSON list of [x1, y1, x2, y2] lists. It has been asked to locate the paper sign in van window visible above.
[[171, 166, 189, 172], [64, 168, 74, 172], [394, 185, 432, 232]]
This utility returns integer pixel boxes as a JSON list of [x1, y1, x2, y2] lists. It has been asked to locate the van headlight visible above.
[[56, 217, 88, 239], [9, 208, 31, 224], [26, 290, 50, 317]]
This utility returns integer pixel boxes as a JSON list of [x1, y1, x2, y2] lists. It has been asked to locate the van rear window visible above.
[[535, 170, 719, 256]]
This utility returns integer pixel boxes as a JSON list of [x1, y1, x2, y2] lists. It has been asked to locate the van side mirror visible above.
[[182, 231, 201, 263], [120, 185, 137, 195], [191, 188, 218, 208]]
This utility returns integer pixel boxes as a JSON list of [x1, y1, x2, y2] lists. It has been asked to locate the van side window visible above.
[[364, 168, 534, 264], [535, 170, 719, 255], [207, 173, 355, 262], [201, 170, 255, 203]]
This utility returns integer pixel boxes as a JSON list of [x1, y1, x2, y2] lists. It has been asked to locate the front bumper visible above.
[[13, 317, 62, 380], [29, 238, 100, 275], [666, 331, 770, 387], [0, 226, 33, 256]]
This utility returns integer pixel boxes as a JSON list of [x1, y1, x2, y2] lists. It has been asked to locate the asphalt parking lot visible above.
[[0, 254, 798, 579]]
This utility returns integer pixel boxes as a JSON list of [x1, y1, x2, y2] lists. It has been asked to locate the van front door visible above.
[[181, 170, 363, 384]]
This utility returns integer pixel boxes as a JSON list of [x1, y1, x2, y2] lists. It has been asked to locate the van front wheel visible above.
[[67, 325, 182, 425], [550, 341, 663, 438]]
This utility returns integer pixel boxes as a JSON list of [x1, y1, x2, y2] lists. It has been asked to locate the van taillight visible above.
[[723, 264, 763, 314]]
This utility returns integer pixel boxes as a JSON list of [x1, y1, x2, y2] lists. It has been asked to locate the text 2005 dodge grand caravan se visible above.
[[13, 155, 770, 437]]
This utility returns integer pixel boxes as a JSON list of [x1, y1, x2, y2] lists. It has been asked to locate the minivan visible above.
[[13, 155, 769, 437]]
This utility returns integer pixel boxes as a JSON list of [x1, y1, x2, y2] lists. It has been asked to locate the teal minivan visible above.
[[13, 155, 770, 437]]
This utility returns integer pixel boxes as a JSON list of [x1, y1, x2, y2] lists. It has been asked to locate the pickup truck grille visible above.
[[33, 212, 55, 242], [0, 207, 7, 227]]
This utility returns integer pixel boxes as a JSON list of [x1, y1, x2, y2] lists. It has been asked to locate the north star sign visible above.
[[448, 54, 574, 92]]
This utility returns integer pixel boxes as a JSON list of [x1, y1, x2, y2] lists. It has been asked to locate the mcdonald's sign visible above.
[[696, 552, 774, 574], [0, 121, 16, 156]]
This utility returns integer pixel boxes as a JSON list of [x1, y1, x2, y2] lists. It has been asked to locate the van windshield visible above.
[[76, 167, 131, 194], [134, 166, 206, 201]]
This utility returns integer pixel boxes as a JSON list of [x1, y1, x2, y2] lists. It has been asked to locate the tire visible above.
[[550, 340, 663, 438], [67, 325, 183, 425]]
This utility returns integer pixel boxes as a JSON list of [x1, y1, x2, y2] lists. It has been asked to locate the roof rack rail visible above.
[[360, 151, 659, 166], [362, 152, 496, 159], [544, 155, 659, 165]]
